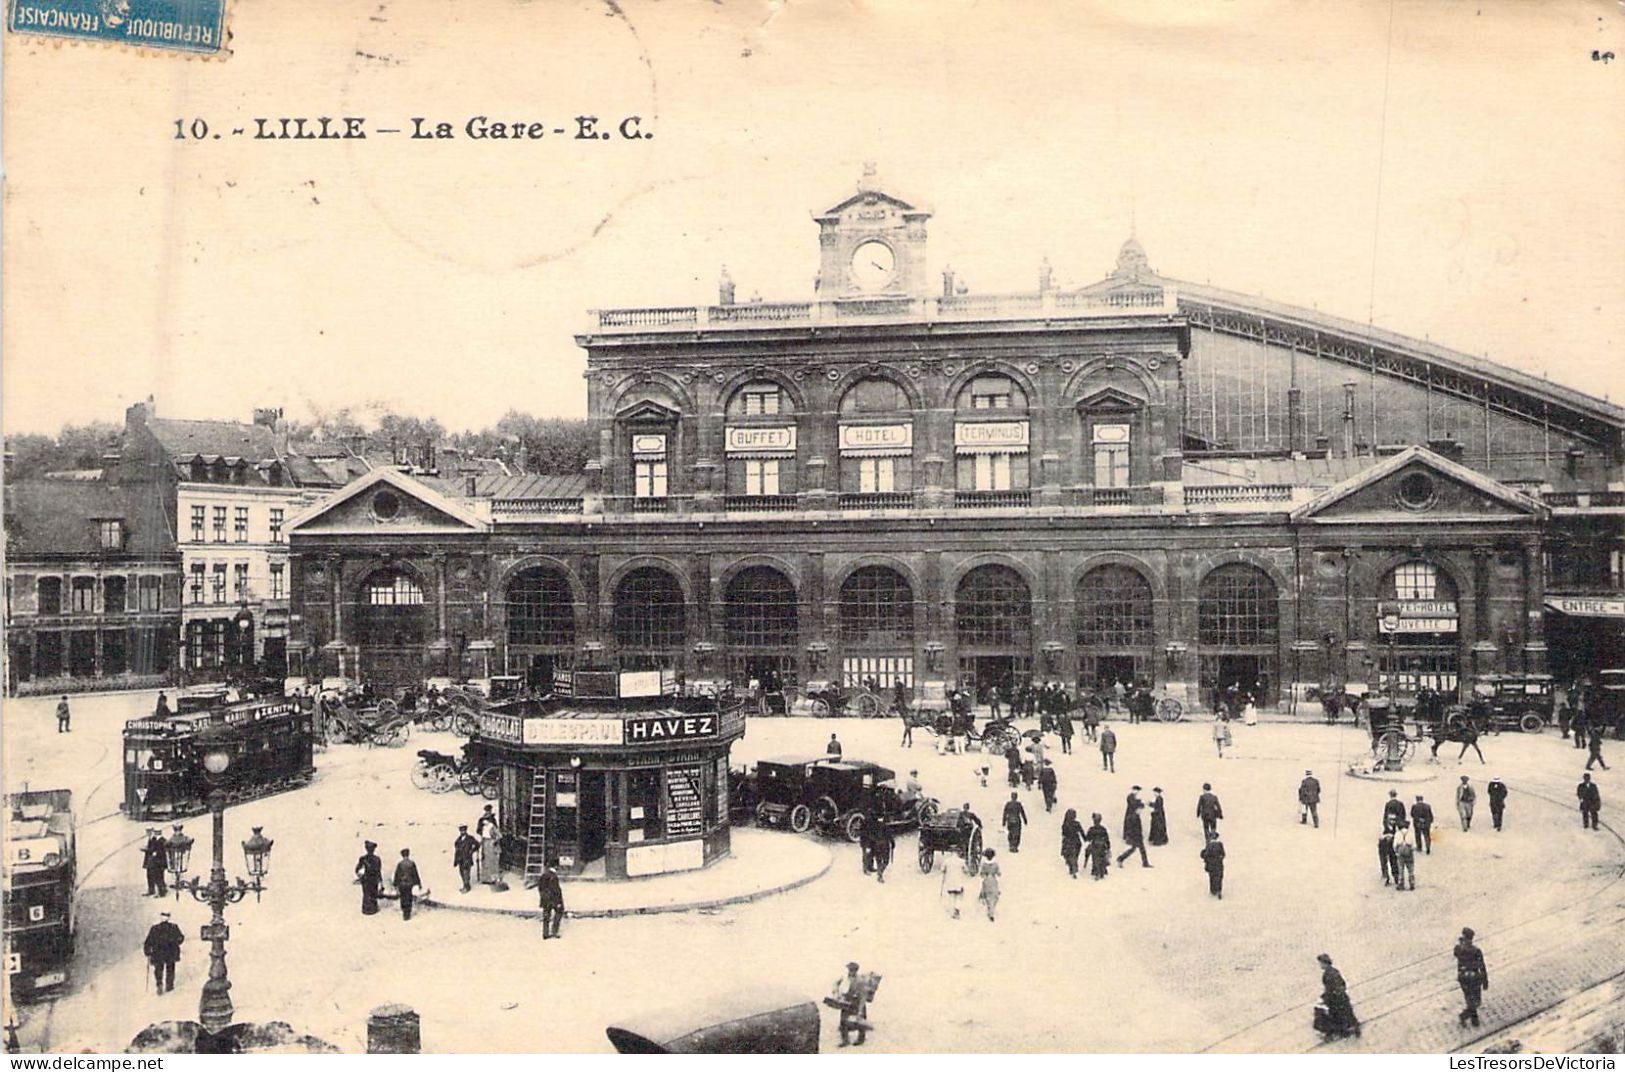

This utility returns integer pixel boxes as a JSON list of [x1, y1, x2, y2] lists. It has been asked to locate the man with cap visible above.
[[1200, 830, 1226, 899], [1454, 928, 1489, 1027], [1486, 777, 1509, 832], [142, 911, 184, 993], [1196, 783, 1224, 840], [1378, 825, 1398, 886], [1116, 787, 1151, 867], [453, 824, 479, 893], [354, 840, 383, 915], [1002, 791, 1029, 852], [537, 857, 565, 939], [1577, 773, 1603, 830], [1098, 725, 1117, 772], [393, 848, 423, 920], [1411, 795, 1435, 853], [55, 695, 70, 733], [1382, 789, 1408, 833], [141, 827, 169, 897], [1456, 776, 1477, 832], [1037, 760, 1058, 814], [831, 961, 869, 1046], [1298, 770, 1322, 828], [1393, 827, 1417, 891]]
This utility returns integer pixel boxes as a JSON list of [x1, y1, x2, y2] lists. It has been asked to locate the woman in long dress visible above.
[[978, 849, 1001, 921], [939, 856, 966, 919], [1085, 814, 1112, 879], [1060, 809, 1085, 878], [478, 826, 501, 885], [1315, 954, 1362, 1039], [355, 841, 382, 915], [1148, 789, 1169, 846]]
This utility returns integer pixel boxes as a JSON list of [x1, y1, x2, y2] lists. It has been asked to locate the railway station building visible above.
[[286, 168, 1625, 711]]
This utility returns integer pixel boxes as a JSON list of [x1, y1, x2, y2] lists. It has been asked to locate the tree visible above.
[[3, 421, 123, 479]]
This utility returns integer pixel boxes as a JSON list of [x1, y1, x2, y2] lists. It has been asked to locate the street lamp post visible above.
[[165, 713, 274, 1034]]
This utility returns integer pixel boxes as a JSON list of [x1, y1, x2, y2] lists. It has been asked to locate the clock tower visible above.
[[814, 163, 932, 297]]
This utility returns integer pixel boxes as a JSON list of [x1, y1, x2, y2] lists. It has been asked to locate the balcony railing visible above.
[[955, 489, 1032, 509], [631, 496, 670, 514], [721, 494, 799, 512], [1183, 484, 1296, 506], [491, 497, 584, 515], [1543, 491, 1625, 508], [590, 285, 1179, 333], [838, 492, 913, 510]]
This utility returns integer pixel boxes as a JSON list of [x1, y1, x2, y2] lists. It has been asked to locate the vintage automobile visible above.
[[748, 756, 830, 832], [1594, 670, 1625, 737], [802, 761, 935, 842], [1464, 674, 1555, 733]]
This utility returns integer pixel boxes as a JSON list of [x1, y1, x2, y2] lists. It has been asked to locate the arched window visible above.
[[839, 378, 907, 416], [837, 379, 913, 498], [955, 564, 1033, 694], [506, 567, 575, 647], [724, 567, 798, 649], [612, 567, 686, 652], [355, 570, 430, 673], [365, 572, 425, 606], [954, 374, 1031, 496], [724, 382, 798, 499], [1076, 565, 1155, 687], [1379, 562, 1461, 696], [1197, 564, 1279, 704], [839, 566, 914, 688], [955, 374, 1027, 412], [726, 380, 795, 417]]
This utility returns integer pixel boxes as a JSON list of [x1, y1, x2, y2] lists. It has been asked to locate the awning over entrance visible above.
[[1545, 596, 1625, 618]]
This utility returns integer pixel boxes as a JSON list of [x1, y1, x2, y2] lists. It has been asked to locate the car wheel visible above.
[[755, 802, 773, 826], [789, 803, 813, 833], [844, 812, 865, 843], [918, 846, 934, 873], [1520, 712, 1545, 734]]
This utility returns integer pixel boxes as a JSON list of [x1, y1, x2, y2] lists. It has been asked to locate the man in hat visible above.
[[141, 828, 169, 897], [1382, 789, 1408, 832], [393, 848, 422, 920], [1378, 826, 1398, 886], [1454, 928, 1489, 1027], [1486, 777, 1509, 832], [1098, 725, 1117, 772], [1456, 776, 1477, 832], [1577, 773, 1603, 830], [1411, 795, 1435, 853], [827, 732, 843, 758], [355, 841, 383, 915], [1200, 830, 1226, 899], [1002, 791, 1029, 852], [1393, 827, 1417, 891], [55, 695, 70, 733], [1116, 787, 1151, 867], [1298, 770, 1322, 827], [453, 824, 479, 893], [831, 961, 870, 1047], [142, 911, 184, 994], [1197, 783, 1224, 840], [1038, 760, 1058, 813], [537, 858, 565, 939]]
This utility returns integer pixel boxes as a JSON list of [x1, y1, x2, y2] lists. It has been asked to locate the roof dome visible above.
[[1115, 235, 1152, 279]]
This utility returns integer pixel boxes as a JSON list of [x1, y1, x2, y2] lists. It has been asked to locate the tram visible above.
[[122, 696, 316, 821], [4, 790, 76, 1001]]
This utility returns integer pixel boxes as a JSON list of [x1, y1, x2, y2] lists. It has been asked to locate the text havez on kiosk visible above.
[[479, 670, 746, 881]]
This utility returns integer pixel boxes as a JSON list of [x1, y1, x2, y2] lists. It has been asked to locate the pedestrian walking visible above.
[[1148, 787, 1169, 846], [1004, 744, 1023, 788], [1002, 792, 1029, 853], [1085, 813, 1112, 879], [453, 825, 479, 893], [142, 911, 184, 994], [1456, 776, 1476, 832], [831, 962, 870, 1046], [1411, 795, 1435, 853], [1314, 954, 1361, 1040], [1557, 700, 1572, 740], [1196, 783, 1223, 839], [988, 685, 1002, 719], [978, 849, 1001, 921], [1454, 928, 1489, 1027], [870, 814, 894, 883], [1299, 770, 1321, 827], [141, 828, 169, 897], [55, 696, 70, 733], [1060, 808, 1084, 878], [1028, 734, 1047, 769], [1573, 705, 1591, 751], [1057, 711, 1074, 754], [1083, 704, 1100, 743], [1382, 789, 1408, 832], [1378, 827, 1398, 885], [1212, 714, 1231, 758], [1393, 828, 1417, 890], [1486, 778, 1508, 831], [537, 858, 565, 939], [1587, 726, 1610, 771], [826, 733, 843, 758], [1116, 787, 1151, 867], [1037, 760, 1058, 813], [898, 704, 913, 748], [355, 840, 383, 916], [393, 848, 422, 920], [940, 854, 967, 918], [1099, 726, 1117, 772], [1200, 830, 1226, 898], [1577, 773, 1602, 830], [893, 680, 910, 718]]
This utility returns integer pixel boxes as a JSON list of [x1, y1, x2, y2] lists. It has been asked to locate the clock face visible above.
[[850, 240, 896, 290]]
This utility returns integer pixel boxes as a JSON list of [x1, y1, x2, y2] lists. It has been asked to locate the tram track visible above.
[[1199, 775, 1625, 1053]]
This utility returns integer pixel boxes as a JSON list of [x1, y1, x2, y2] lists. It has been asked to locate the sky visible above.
[[3, 0, 1622, 435]]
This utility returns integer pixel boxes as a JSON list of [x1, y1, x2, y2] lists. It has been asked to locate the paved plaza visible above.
[[5, 691, 1620, 1053]]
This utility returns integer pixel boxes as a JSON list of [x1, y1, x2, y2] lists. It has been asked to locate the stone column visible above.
[[1522, 538, 1547, 674]]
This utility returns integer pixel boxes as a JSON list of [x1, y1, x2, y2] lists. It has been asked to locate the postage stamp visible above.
[[7, 0, 228, 56]]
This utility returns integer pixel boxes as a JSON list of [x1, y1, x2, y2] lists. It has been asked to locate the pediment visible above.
[[285, 468, 489, 536], [616, 399, 681, 424], [1075, 386, 1146, 412], [1291, 447, 1546, 523]]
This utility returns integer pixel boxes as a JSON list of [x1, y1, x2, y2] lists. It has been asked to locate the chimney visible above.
[[464, 475, 478, 497], [942, 265, 956, 299], [252, 407, 283, 429], [1341, 383, 1357, 457], [342, 433, 369, 458], [125, 395, 156, 436]]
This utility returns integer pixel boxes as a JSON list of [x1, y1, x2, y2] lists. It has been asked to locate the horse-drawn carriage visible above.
[[1072, 687, 1185, 724], [410, 742, 499, 798], [318, 692, 414, 747], [916, 808, 984, 875], [905, 711, 1024, 754], [771, 682, 887, 718]]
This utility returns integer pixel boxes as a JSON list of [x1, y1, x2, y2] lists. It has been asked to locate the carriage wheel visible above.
[[855, 693, 882, 718], [429, 765, 457, 794], [965, 828, 983, 875], [410, 763, 435, 791], [809, 698, 831, 718], [918, 845, 935, 873], [453, 714, 477, 737], [1156, 698, 1184, 723], [917, 799, 939, 824], [377, 699, 399, 718], [788, 804, 813, 833], [1520, 712, 1545, 734], [479, 769, 501, 800], [326, 722, 350, 746], [989, 727, 1019, 754], [460, 767, 485, 795], [1400, 737, 1417, 763], [430, 712, 452, 732], [844, 812, 866, 843]]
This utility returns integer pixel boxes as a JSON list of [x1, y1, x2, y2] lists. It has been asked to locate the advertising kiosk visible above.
[[479, 670, 746, 881]]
